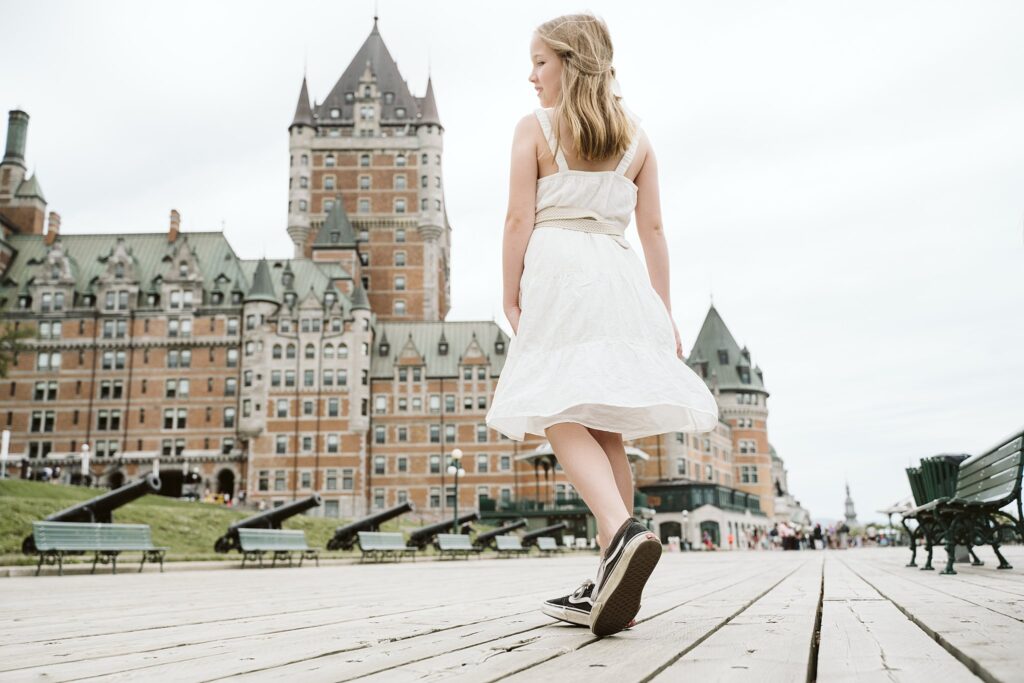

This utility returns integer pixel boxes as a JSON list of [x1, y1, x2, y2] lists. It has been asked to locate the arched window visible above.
[[338, 343, 349, 359], [323, 344, 334, 359], [325, 154, 335, 167], [360, 154, 370, 167], [272, 344, 282, 359], [395, 154, 406, 167], [305, 343, 315, 359], [301, 154, 308, 165], [286, 343, 296, 359]]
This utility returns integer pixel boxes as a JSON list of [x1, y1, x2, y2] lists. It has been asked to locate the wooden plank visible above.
[[0, 555, 732, 680], [842, 556, 1024, 683], [645, 557, 822, 682], [328, 557, 807, 683], [818, 558, 980, 682]]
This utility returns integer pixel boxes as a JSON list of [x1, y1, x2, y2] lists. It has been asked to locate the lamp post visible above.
[[682, 510, 690, 552], [80, 443, 91, 487], [447, 447, 465, 530]]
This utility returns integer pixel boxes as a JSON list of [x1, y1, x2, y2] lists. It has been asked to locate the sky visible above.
[[2, 0, 1022, 525]]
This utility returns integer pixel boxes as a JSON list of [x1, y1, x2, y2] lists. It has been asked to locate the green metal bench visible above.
[[932, 431, 1024, 574], [436, 533, 482, 560], [536, 536, 563, 555], [237, 528, 320, 568], [32, 521, 168, 576], [356, 531, 416, 563], [902, 456, 976, 570], [495, 535, 529, 559]]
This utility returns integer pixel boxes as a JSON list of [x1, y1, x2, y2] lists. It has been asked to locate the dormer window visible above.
[[282, 271, 293, 288], [384, 92, 394, 104], [438, 339, 448, 355], [495, 340, 505, 354], [363, 85, 371, 97], [325, 292, 336, 306], [51, 265, 60, 279], [395, 107, 405, 118], [115, 263, 124, 278], [717, 350, 729, 364], [379, 340, 390, 356], [179, 262, 188, 277], [738, 367, 751, 384], [344, 92, 354, 103], [330, 108, 341, 119], [284, 292, 296, 307]]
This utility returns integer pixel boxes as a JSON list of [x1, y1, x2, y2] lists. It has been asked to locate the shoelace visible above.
[[572, 578, 595, 600]]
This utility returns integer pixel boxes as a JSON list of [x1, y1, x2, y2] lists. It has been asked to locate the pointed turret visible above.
[[690, 304, 766, 393], [312, 197, 358, 248], [350, 284, 370, 311], [245, 258, 278, 304], [317, 19, 417, 121], [416, 76, 442, 129], [290, 77, 315, 129], [15, 173, 44, 201]]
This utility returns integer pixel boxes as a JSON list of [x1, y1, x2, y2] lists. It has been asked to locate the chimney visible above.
[[169, 209, 180, 242], [44, 211, 60, 245]]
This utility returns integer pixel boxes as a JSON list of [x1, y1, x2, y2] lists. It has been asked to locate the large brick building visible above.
[[0, 19, 800, 543]]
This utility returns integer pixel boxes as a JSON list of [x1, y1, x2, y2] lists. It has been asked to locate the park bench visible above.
[[495, 535, 529, 559], [32, 521, 167, 576], [436, 533, 482, 560], [902, 456, 974, 569], [357, 531, 417, 563], [536, 536, 563, 555], [930, 431, 1024, 574], [237, 528, 319, 568]]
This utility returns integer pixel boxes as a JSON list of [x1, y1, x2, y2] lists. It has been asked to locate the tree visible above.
[[0, 320, 35, 378]]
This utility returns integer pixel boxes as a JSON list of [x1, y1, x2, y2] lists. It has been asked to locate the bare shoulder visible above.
[[514, 112, 541, 137]]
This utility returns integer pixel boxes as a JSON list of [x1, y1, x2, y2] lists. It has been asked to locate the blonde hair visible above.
[[535, 12, 636, 162]]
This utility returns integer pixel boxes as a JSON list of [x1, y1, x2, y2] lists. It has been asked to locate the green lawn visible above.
[[0, 479, 496, 566]]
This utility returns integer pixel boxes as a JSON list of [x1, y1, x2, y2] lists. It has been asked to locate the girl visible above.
[[484, 12, 719, 637]]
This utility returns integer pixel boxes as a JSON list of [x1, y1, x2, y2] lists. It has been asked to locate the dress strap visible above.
[[614, 124, 642, 175], [534, 108, 569, 172]]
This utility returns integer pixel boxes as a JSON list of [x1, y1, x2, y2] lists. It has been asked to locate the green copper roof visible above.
[[350, 284, 369, 311], [312, 199, 357, 248], [688, 304, 767, 393], [15, 173, 44, 201], [370, 320, 512, 379], [244, 258, 277, 303]]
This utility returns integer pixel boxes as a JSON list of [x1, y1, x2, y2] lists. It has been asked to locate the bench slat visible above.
[[957, 450, 1022, 491], [959, 436, 1024, 475]]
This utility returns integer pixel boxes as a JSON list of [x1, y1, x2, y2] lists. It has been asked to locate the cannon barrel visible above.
[[22, 472, 161, 555], [326, 501, 416, 550], [473, 519, 528, 549], [214, 493, 322, 553], [521, 522, 569, 546], [406, 512, 481, 550]]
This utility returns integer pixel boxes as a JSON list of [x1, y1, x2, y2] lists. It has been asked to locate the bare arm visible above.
[[501, 115, 540, 332], [633, 135, 671, 316]]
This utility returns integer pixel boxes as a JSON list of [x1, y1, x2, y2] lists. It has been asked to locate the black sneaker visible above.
[[590, 517, 661, 637], [542, 578, 639, 628], [541, 578, 595, 626]]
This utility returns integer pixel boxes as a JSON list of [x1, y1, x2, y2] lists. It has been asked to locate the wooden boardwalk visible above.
[[2, 546, 1024, 682]]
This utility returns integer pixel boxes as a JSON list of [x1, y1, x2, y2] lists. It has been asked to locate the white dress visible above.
[[485, 107, 719, 442]]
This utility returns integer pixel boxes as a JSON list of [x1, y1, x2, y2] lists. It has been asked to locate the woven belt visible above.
[[533, 206, 630, 249]]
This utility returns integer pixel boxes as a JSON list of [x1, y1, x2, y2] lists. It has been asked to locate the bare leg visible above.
[[588, 427, 634, 552], [545, 422, 631, 558]]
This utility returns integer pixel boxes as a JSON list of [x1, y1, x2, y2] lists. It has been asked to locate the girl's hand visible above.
[[672, 319, 684, 359], [505, 304, 522, 336]]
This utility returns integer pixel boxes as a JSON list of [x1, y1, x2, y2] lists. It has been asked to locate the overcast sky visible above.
[[3, 0, 1023, 525]]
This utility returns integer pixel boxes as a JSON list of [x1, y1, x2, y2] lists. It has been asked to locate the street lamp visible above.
[[80, 443, 91, 487], [682, 510, 690, 552], [447, 447, 465, 530]]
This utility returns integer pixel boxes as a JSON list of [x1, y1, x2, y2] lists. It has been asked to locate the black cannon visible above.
[[21, 472, 161, 554], [407, 512, 481, 550], [473, 519, 528, 550], [521, 522, 569, 547], [214, 493, 322, 553], [326, 501, 416, 551]]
